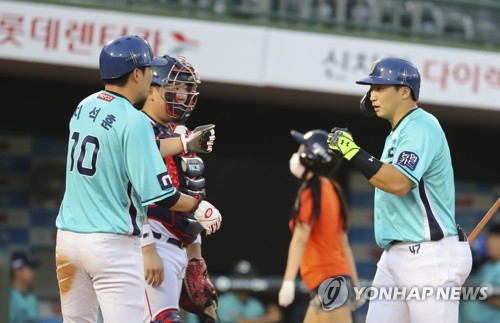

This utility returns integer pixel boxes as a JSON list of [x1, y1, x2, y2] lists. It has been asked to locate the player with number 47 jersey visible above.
[[327, 57, 471, 323]]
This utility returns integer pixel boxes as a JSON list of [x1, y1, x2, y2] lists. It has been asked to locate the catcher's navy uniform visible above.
[[146, 117, 204, 245], [144, 116, 216, 321]]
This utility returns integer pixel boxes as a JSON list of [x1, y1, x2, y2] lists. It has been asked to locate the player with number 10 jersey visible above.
[[57, 91, 175, 236]]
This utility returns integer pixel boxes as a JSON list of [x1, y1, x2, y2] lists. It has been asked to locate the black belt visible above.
[[388, 230, 467, 247], [152, 231, 187, 249]]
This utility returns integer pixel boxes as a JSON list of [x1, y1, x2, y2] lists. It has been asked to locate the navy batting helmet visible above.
[[152, 55, 200, 120], [291, 129, 342, 177], [99, 35, 166, 80], [356, 57, 421, 101]]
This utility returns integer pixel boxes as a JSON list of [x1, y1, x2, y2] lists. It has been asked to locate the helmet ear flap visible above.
[[360, 89, 376, 117], [299, 152, 312, 169]]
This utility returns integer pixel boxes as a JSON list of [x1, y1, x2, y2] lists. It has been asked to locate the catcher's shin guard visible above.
[[152, 309, 184, 323]]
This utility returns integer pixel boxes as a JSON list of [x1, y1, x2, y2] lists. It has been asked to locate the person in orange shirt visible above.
[[278, 129, 361, 323]]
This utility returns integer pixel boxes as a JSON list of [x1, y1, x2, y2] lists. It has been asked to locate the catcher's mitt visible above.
[[180, 258, 218, 323]]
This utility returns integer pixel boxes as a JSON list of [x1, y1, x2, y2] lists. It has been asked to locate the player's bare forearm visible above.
[[328, 128, 412, 196], [187, 242, 202, 260], [158, 137, 183, 157], [368, 163, 413, 196], [283, 223, 311, 281], [142, 244, 164, 287]]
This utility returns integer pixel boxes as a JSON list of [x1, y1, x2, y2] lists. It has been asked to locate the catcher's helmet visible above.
[[152, 55, 200, 120], [99, 35, 166, 80], [291, 129, 342, 177], [356, 57, 420, 101]]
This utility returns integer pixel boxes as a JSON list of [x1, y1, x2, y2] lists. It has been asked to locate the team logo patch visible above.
[[369, 59, 381, 75], [157, 172, 173, 190], [397, 151, 419, 171], [97, 93, 115, 102]]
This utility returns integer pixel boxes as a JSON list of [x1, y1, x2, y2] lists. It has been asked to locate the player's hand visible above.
[[278, 280, 295, 307], [327, 127, 360, 161], [192, 200, 221, 235], [142, 244, 164, 287], [180, 124, 215, 154]]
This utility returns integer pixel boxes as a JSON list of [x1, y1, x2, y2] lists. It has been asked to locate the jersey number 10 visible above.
[[70, 132, 100, 176]]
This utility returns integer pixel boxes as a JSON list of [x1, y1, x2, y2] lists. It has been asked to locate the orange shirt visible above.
[[290, 178, 352, 291]]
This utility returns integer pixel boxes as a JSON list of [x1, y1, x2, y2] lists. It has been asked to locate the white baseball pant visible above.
[[366, 235, 472, 323], [56, 229, 150, 323], [145, 225, 188, 319]]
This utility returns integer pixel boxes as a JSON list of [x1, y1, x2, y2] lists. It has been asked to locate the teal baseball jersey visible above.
[[375, 108, 457, 248], [56, 90, 177, 236], [9, 288, 39, 323]]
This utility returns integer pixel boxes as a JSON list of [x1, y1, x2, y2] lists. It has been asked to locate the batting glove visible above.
[[278, 280, 295, 307], [180, 124, 216, 154], [192, 200, 221, 235], [327, 127, 360, 161]]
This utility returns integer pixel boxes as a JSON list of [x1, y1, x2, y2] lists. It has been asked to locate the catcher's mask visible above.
[[152, 55, 200, 121], [291, 129, 342, 177]]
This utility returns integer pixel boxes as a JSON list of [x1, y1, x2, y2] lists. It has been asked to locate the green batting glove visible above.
[[327, 127, 360, 161]]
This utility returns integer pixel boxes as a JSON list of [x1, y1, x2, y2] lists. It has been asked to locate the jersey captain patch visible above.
[[397, 151, 419, 171]]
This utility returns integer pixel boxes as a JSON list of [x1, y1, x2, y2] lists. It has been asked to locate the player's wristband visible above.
[[141, 224, 155, 247], [350, 149, 383, 180]]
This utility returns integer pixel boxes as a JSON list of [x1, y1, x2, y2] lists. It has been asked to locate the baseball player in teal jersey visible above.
[[327, 57, 472, 323], [55, 35, 221, 323]]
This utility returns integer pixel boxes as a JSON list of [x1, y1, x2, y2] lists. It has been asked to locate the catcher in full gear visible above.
[[140, 55, 218, 323]]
